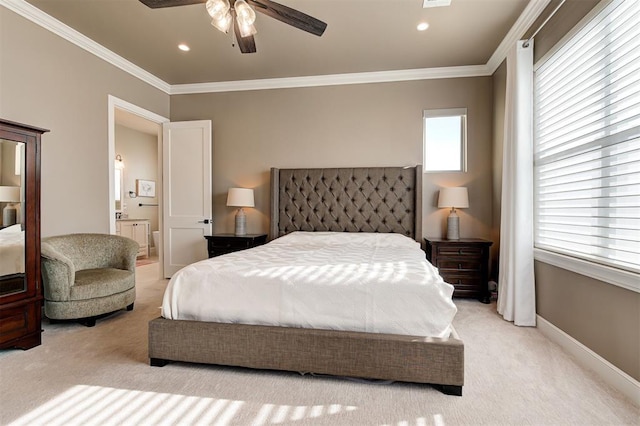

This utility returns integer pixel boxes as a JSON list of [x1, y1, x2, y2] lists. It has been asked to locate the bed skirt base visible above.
[[148, 317, 464, 395]]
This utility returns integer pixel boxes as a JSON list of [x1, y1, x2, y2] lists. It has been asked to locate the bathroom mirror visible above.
[[0, 138, 26, 296], [115, 155, 124, 213], [115, 167, 123, 212]]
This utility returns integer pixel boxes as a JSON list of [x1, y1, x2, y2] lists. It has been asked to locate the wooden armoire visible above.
[[0, 119, 48, 350]]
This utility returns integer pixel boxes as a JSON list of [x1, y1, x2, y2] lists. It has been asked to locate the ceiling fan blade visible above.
[[248, 0, 327, 37], [234, 25, 257, 53], [139, 0, 205, 8]]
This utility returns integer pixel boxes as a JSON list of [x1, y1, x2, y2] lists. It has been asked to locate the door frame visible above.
[[108, 95, 169, 276]]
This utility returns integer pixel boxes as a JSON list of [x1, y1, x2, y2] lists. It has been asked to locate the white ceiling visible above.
[[21, 0, 532, 86]]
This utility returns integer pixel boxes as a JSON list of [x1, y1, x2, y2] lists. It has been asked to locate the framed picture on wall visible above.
[[136, 179, 156, 197]]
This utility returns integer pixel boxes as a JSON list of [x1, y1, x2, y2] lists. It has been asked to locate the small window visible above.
[[423, 108, 467, 172]]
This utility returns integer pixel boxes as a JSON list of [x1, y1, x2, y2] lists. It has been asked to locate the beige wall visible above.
[[536, 262, 640, 381], [0, 141, 21, 225], [0, 142, 20, 186], [491, 0, 639, 380], [170, 77, 494, 244], [0, 8, 169, 237], [115, 125, 159, 234]]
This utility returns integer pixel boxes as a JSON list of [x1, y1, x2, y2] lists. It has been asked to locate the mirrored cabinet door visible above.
[[0, 139, 26, 297], [0, 119, 48, 350]]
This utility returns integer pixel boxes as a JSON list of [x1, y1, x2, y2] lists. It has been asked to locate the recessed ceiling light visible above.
[[417, 22, 429, 31], [178, 44, 190, 52], [423, 0, 451, 8]]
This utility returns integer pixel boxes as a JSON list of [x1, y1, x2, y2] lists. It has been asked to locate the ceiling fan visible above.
[[139, 0, 327, 54]]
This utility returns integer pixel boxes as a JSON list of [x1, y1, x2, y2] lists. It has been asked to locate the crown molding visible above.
[[0, 0, 171, 94], [3, 0, 547, 94], [170, 65, 492, 94], [486, 0, 552, 73]]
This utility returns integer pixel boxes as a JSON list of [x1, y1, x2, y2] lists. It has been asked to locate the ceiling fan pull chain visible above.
[[230, 8, 237, 48]]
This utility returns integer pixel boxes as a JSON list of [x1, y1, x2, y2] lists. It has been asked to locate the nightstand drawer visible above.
[[205, 234, 268, 258], [437, 260, 482, 273], [440, 275, 483, 288], [210, 248, 238, 257], [437, 246, 484, 257], [209, 239, 253, 249]]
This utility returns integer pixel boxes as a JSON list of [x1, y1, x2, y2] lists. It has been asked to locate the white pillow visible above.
[[271, 231, 418, 249]]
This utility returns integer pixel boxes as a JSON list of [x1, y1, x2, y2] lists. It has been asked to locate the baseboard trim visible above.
[[537, 315, 639, 406]]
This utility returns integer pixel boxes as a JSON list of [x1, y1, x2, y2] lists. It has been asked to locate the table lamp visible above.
[[438, 187, 469, 240], [0, 186, 21, 227], [226, 187, 254, 236]]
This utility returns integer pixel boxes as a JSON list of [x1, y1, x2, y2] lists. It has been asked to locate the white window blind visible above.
[[533, 0, 640, 274]]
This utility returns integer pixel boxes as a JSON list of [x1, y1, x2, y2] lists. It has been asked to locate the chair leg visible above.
[[79, 317, 96, 327], [126, 303, 134, 311]]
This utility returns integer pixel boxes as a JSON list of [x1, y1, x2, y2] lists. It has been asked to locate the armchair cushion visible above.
[[72, 268, 135, 300]]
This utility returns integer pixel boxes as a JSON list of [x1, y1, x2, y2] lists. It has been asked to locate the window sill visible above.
[[534, 248, 640, 294]]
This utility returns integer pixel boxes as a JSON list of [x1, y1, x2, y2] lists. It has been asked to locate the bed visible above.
[[149, 166, 465, 395], [0, 224, 26, 295]]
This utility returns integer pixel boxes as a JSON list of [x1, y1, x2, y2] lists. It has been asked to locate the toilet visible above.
[[152, 230, 159, 254]]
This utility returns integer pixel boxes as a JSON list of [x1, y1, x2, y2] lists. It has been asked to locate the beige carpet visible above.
[[0, 263, 637, 426], [136, 255, 159, 268]]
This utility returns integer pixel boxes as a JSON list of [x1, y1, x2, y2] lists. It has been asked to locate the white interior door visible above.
[[163, 120, 212, 278]]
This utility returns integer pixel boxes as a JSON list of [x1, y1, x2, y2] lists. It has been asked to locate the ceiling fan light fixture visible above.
[[238, 22, 257, 37], [235, 0, 256, 26], [140, 0, 327, 54], [205, 0, 230, 21], [211, 11, 232, 33]]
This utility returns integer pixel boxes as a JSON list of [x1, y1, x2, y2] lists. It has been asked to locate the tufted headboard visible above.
[[270, 166, 422, 241]]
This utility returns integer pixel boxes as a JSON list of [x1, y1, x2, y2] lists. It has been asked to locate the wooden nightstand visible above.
[[424, 238, 493, 304], [204, 234, 268, 258]]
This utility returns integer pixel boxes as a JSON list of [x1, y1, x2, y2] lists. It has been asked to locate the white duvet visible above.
[[162, 232, 457, 338], [0, 224, 25, 276]]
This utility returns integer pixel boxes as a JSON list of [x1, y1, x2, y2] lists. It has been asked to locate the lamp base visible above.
[[446, 213, 460, 240], [235, 208, 247, 236]]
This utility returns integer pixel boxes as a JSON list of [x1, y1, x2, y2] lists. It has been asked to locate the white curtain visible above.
[[497, 40, 536, 326]]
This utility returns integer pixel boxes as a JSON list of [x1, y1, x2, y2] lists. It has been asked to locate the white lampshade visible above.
[[0, 186, 20, 202], [227, 188, 255, 208], [438, 187, 469, 209]]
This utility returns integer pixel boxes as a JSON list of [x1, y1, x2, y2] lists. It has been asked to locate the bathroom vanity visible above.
[[116, 219, 149, 258]]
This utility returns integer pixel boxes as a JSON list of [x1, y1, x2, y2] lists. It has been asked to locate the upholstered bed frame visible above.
[[148, 165, 464, 395]]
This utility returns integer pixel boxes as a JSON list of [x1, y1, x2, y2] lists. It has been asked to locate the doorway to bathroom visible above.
[[108, 96, 168, 276]]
